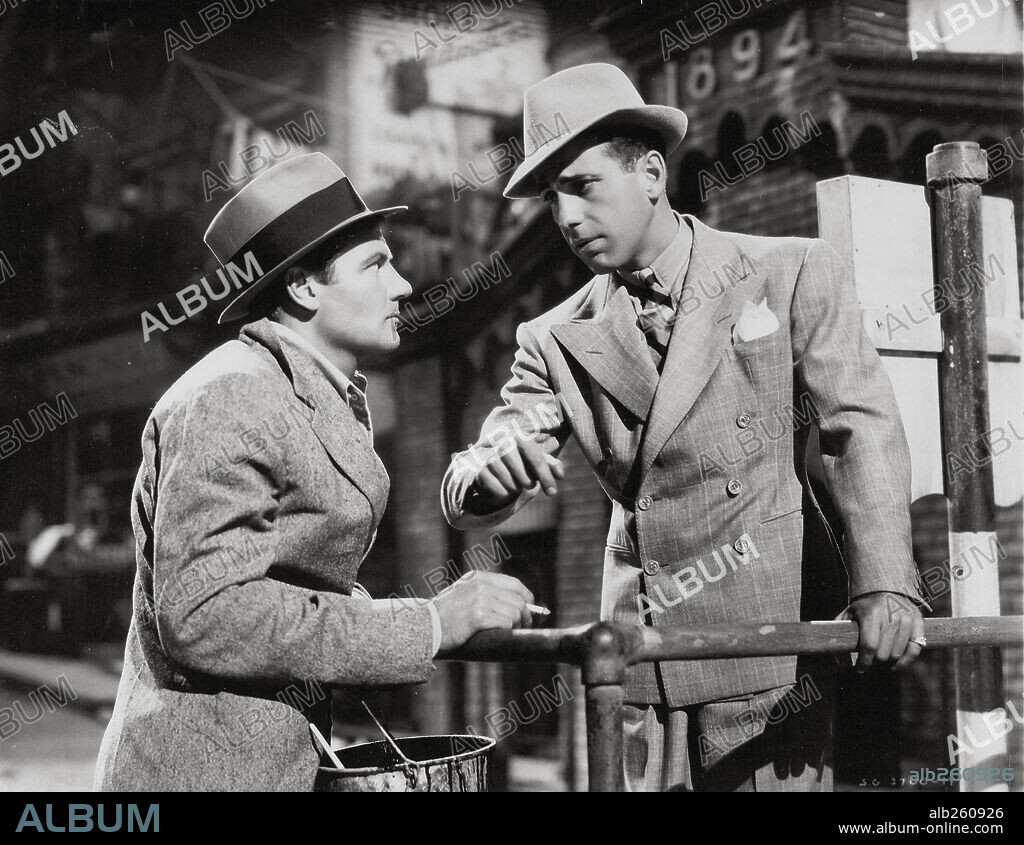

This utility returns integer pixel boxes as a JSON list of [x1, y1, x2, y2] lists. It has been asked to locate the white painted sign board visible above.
[[816, 176, 1022, 509]]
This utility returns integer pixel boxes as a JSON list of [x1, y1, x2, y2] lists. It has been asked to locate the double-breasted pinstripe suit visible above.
[[443, 215, 923, 709]]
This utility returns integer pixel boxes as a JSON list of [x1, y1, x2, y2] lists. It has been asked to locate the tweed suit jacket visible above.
[[95, 319, 435, 791], [442, 215, 924, 706]]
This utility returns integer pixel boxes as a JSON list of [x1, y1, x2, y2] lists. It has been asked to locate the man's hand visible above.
[[465, 434, 565, 511], [430, 571, 535, 652], [838, 592, 925, 672]]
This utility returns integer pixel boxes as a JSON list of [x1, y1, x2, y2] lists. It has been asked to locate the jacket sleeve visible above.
[[150, 373, 435, 687], [790, 239, 925, 604], [441, 321, 571, 530]]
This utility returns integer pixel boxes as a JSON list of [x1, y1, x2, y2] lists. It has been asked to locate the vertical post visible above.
[[442, 108, 477, 783], [926, 142, 1008, 792], [581, 623, 629, 792], [585, 685, 624, 792]]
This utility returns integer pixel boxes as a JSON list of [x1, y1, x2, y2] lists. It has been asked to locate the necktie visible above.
[[626, 267, 676, 371], [348, 374, 373, 441]]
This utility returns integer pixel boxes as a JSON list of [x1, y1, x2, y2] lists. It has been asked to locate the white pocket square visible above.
[[732, 298, 779, 343]]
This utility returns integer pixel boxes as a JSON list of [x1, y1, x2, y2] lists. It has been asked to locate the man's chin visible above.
[[354, 335, 401, 358], [579, 253, 616, 273]]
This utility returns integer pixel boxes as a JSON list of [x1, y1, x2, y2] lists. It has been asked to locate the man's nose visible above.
[[554, 196, 584, 231], [390, 267, 413, 300]]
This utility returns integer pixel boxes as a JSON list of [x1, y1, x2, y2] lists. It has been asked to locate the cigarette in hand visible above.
[[527, 604, 550, 615]]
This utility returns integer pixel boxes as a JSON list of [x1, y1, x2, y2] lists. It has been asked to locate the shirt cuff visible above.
[[365, 594, 440, 656], [445, 449, 531, 528], [426, 601, 442, 656]]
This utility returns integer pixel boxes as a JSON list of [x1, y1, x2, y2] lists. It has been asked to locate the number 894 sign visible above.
[[655, 6, 815, 106]]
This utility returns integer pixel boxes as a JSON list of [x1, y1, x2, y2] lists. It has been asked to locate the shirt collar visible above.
[[270, 322, 367, 403], [617, 212, 693, 296]]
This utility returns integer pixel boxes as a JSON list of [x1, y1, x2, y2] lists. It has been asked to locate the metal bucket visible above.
[[314, 734, 496, 792]]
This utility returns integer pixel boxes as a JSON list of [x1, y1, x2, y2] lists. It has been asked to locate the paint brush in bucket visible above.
[[310, 723, 345, 769]]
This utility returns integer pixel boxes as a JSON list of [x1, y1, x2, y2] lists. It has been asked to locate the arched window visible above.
[[676, 150, 712, 215], [850, 126, 891, 179], [798, 120, 842, 178], [901, 130, 943, 186], [716, 111, 747, 164], [758, 116, 790, 171]]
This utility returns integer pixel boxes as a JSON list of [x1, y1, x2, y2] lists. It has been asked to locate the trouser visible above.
[[623, 676, 835, 792]]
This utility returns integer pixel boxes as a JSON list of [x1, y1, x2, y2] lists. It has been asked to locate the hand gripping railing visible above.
[[442, 616, 1024, 791]]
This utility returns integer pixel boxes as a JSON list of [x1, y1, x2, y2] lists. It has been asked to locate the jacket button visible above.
[[643, 560, 661, 576], [726, 479, 742, 497], [637, 495, 652, 511], [736, 413, 752, 428], [733, 537, 751, 555]]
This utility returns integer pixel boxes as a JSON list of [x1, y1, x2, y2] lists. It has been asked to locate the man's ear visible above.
[[640, 149, 668, 200], [282, 265, 320, 314]]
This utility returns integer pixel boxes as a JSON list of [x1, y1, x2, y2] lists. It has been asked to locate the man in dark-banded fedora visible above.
[[442, 64, 927, 791], [96, 153, 536, 792]]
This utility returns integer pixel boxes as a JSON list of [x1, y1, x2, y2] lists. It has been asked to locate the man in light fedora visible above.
[[442, 63, 926, 791], [96, 153, 536, 791]]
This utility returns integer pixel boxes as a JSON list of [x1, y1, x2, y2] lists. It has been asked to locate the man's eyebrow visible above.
[[544, 172, 599, 189], [361, 247, 391, 266]]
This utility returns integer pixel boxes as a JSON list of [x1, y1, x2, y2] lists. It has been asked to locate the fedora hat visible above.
[[503, 63, 688, 199], [205, 153, 406, 323]]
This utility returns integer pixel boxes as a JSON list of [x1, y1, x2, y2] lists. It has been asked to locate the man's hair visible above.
[[533, 123, 667, 191], [244, 223, 384, 323], [597, 126, 667, 172], [245, 277, 290, 324]]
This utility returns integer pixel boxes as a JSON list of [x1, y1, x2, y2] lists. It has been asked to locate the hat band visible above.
[[226, 177, 367, 273]]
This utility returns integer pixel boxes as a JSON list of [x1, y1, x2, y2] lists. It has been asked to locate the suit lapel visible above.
[[239, 320, 389, 523], [550, 278, 659, 422], [638, 216, 764, 481]]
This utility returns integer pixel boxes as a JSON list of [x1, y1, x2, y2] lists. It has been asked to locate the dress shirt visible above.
[[615, 212, 694, 327]]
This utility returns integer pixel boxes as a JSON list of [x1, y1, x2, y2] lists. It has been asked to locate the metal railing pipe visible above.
[[635, 617, 1024, 662], [441, 616, 1023, 792]]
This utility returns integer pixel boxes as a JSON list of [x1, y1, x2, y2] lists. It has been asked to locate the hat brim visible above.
[[503, 105, 688, 199], [217, 206, 407, 324]]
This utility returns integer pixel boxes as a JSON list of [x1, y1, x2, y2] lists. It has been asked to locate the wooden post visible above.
[[926, 142, 1009, 792]]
